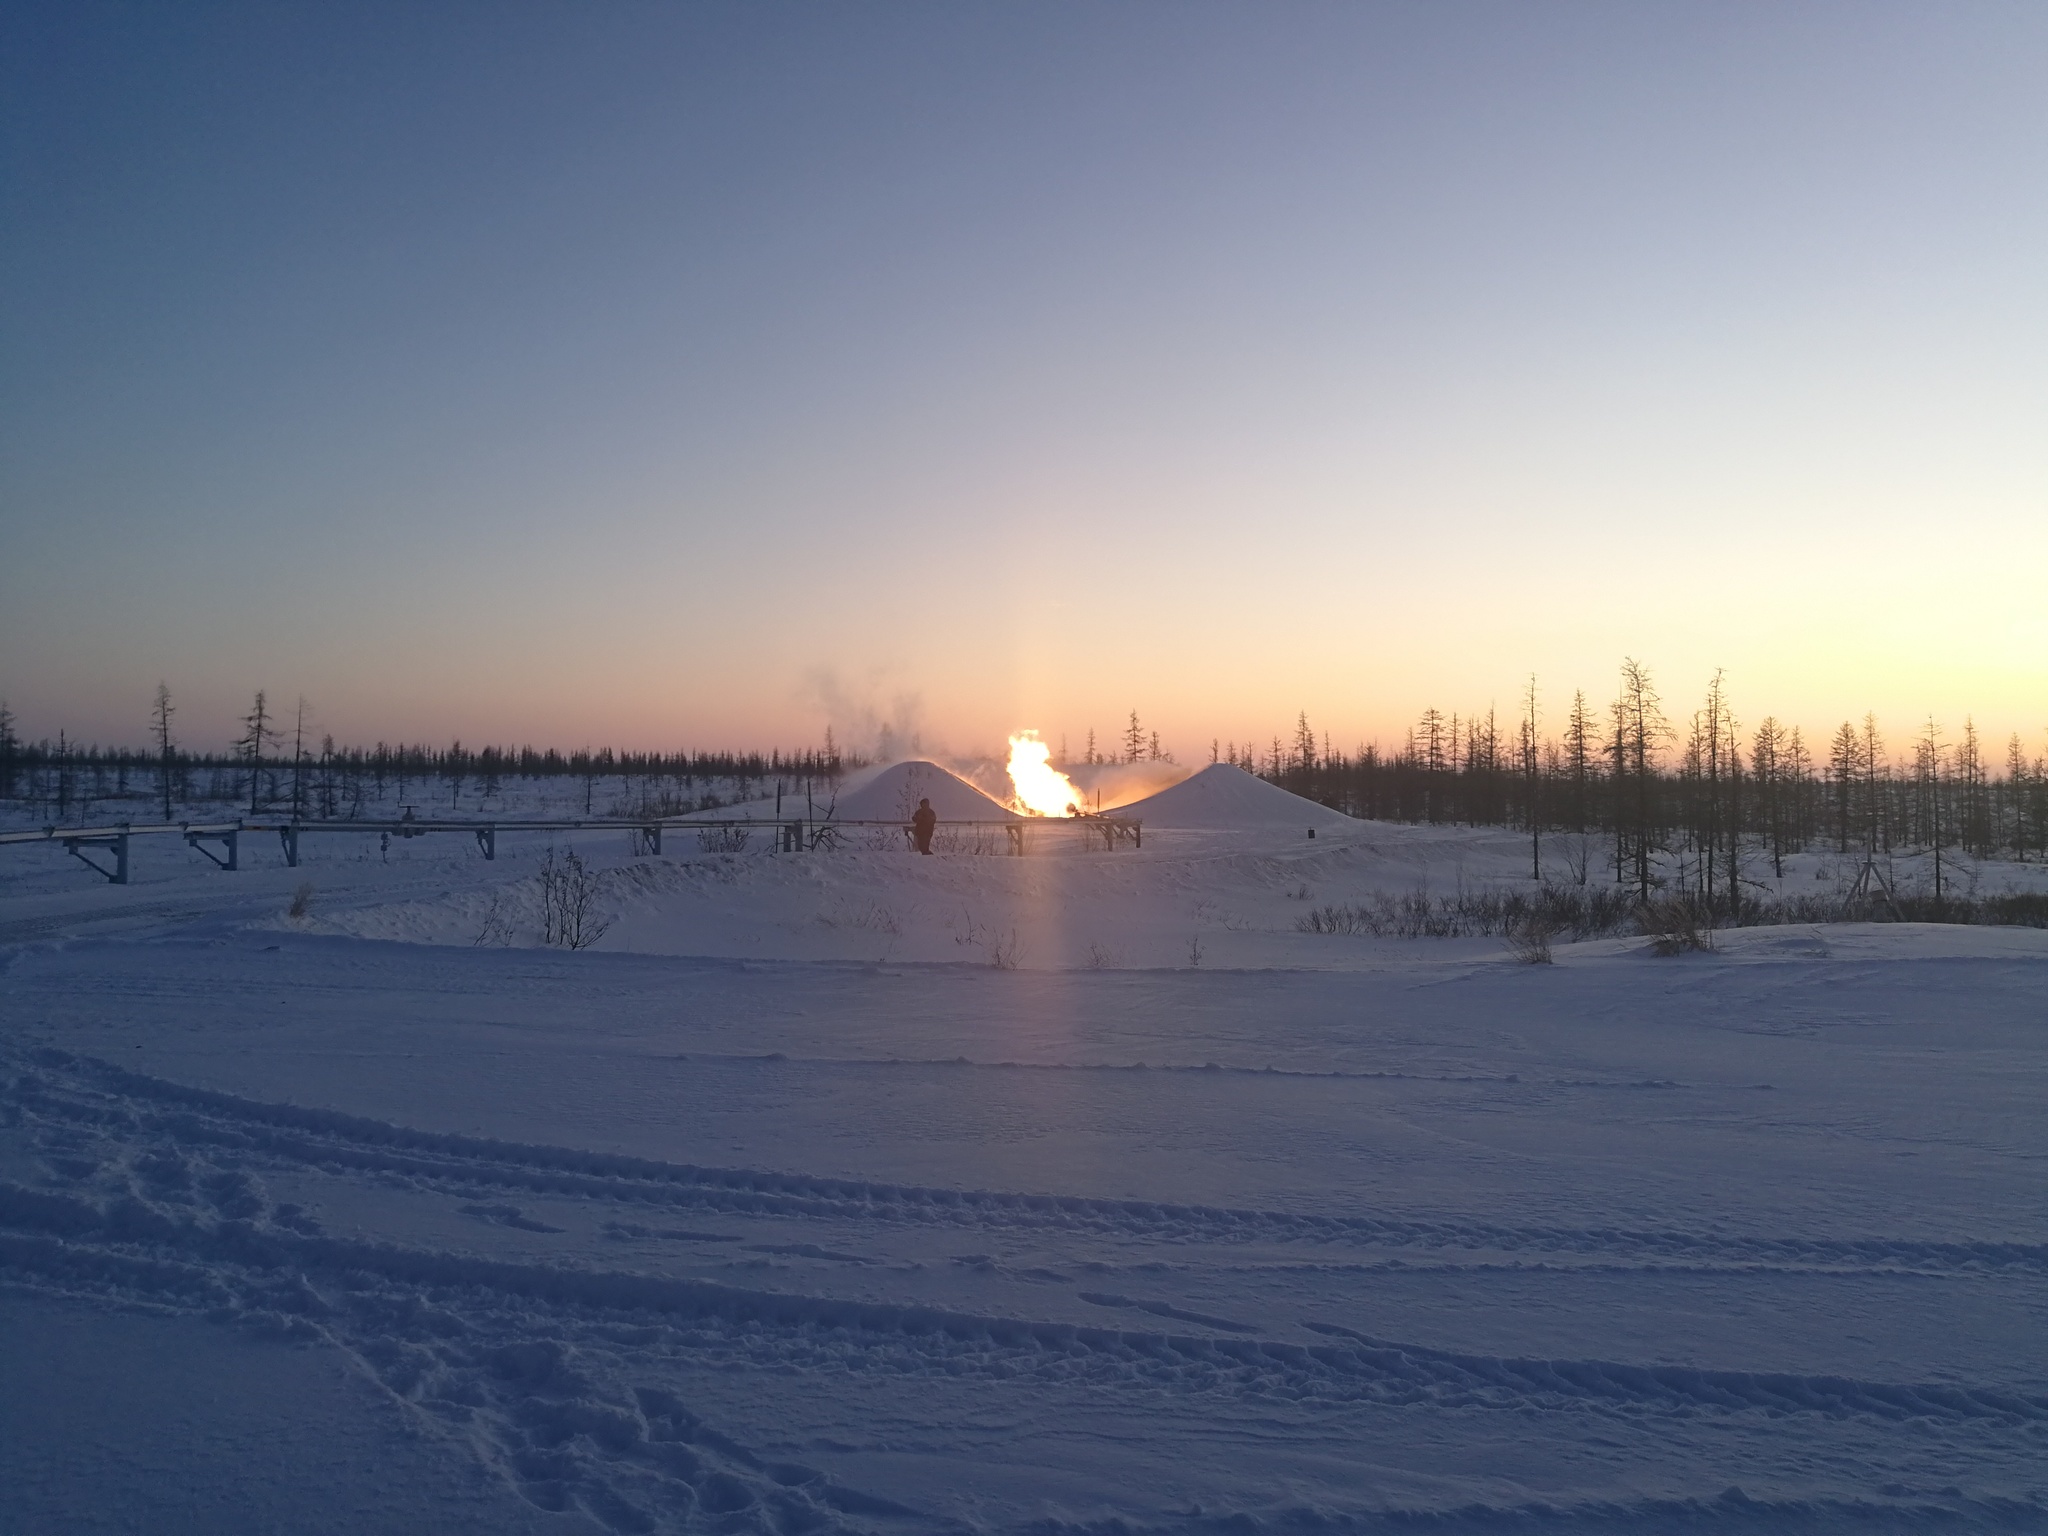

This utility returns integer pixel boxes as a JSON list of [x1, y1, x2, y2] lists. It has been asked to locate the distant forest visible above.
[[4, 664, 2046, 895], [1220, 664, 2048, 898], [0, 690, 842, 823]]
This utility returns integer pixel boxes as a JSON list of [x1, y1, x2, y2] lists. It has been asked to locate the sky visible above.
[[3, 1, 2044, 762]]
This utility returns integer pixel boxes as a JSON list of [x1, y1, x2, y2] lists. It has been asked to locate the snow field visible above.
[[2, 811, 2047, 1531]]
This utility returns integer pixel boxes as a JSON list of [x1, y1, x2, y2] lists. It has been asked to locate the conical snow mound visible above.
[[1110, 763, 1352, 831], [831, 760, 1021, 821]]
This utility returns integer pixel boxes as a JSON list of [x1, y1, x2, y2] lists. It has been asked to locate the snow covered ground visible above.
[[3, 804, 2046, 1533]]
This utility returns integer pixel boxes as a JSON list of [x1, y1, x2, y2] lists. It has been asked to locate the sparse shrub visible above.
[[826, 900, 900, 935], [287, 881, 314, 920], [473, 890, 513, 947], [1084, 941, 1121, 969], [696, 825, 751, 854], [1296, 885, 1637, 942], [538, 848, 612, 950], [1886, 891, 2045, 926], [1297, 904, 1376, 936], [1976, 893, 2048, 927], [1638, 897, 1714, 956], [932, 825, 1002, 856], [1187, 935, 1205, 968], [1301, 882, 2048, 944], [607, 785, 695, 819], [1504, 915, 1556, 965], [985, 929, 1023, 970]]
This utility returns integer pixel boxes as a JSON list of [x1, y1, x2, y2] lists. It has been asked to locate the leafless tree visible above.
[[1862, 714, 1887, 855], [288, 697, 311, 820], [1293, 712, 1318, 775], [1752, 716, 1786, 880], [151, 683, 176, 820], [1696, 670, 1739, 916], [238, 691, 278, 814], [1520, 675, 1541, 880], [1828, 722, 1860, 853], [1610, 659, 1667, 901], [538, 848, 611, 950], [2007, 733, 2032, 860], [1559, 834, 1592, 886], [1914, 717, 1948, 903], [0, 699, 16, 800], [1560, 690, 1593, 834]]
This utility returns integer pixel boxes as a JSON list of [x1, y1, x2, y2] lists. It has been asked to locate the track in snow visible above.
[[16, 1048, 2046, 1279], [6, 1048, 2048, 1533]]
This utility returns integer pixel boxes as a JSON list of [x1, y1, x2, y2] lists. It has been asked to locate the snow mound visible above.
[[1110, 763, 1353, 831], [829, 760, 1021, 821], [1066, 759, 1193, 809]]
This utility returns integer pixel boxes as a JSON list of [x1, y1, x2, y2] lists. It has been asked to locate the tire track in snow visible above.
[[11, 1207, 2042, 1535], [1014, 1491, 2048, 1534], [3, 1181, 2046, 1430], [0, 1189, 939, 1536], [16, 1048, 2048, 1279], [9, 1049, 2048, 1535], [672, 1049, 1705, 1092]]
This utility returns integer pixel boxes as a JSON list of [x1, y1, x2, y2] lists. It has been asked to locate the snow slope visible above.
[[1106, 762, 1354, 831], [824, 759, 1021, 821], [3, 818, 2047, 1532]]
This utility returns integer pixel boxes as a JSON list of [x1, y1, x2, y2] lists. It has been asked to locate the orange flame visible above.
[[1006, 732, 1083, 817]]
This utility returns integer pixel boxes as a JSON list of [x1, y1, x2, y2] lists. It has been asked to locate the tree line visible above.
[[1218, 660, 2048, 904], [5, 669, 2044, 901], [0, 689, 845, 823]]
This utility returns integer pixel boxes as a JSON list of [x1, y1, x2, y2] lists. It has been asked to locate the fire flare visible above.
[[1006, 733, 1084, 817]]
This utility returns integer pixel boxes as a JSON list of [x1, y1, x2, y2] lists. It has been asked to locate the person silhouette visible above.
[[910, 797, 937, 855]]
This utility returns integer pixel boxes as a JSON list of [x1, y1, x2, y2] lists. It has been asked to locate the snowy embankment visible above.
[[2, 808, 2047, 1532]]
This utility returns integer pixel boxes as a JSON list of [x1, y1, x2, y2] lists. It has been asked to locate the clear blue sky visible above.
[[4, 2, 2043, 758]]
